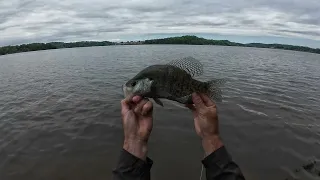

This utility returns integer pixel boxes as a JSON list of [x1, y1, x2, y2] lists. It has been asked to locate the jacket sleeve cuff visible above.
[[201, 146, 232, 170], [115, 148, 153, 174]]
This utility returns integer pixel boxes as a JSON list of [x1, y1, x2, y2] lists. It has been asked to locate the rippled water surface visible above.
[[0, 45, 320, 180]]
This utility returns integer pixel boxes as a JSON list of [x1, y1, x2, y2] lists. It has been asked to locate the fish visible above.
[[122, 56, 225, 106]]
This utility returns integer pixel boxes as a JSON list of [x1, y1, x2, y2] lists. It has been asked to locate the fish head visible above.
[[123, 77, 154, 98]]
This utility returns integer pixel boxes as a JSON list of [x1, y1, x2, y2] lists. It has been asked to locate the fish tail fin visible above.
[[207, 79, 226, 102]]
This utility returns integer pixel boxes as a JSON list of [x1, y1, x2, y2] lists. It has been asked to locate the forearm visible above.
[[123, 139, 148, 161], [202, 135, 224, 156], [202, 137, 245, 180], [112, 141, 152, 180]]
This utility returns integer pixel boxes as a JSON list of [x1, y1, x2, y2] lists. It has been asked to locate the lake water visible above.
[[0, 45, 319, 180]]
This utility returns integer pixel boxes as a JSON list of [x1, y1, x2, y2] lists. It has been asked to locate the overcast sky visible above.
[[1, 0, 320, 47]]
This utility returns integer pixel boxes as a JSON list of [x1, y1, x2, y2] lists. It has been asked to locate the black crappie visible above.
[[122, 57, 225, 106]]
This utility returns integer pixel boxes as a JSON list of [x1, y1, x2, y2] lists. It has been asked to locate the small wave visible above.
[[279, 104, 303, 112], [237, 104, 268, 116], [242, 96, 269, 103], [284, 122, 320, 128], [225, 86, 262, 96], [288, 79, 312, 87], [241, 95, 305, 113], [240, 81, 287, 92], [307, 96, 320, 103]]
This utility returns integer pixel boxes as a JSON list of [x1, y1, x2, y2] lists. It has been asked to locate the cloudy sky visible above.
[[1, 0, 320, 47]]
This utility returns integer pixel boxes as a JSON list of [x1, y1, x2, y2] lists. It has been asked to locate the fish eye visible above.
[[131, 81, 136, 86]]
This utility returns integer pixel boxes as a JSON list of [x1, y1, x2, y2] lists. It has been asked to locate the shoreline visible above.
[[1, 35, 319, 56]]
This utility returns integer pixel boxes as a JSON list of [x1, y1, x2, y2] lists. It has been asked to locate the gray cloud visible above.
[[0, 0, 320, 46], [282, 30, 320, 37], [156, 22, 228, 28]]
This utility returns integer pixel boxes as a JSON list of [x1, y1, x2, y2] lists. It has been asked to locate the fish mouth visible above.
[[122, 84, 133, 98]]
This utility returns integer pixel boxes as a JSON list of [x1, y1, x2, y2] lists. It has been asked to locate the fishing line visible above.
[[199, 152, 206, 180], [199, 163, 204, 180]]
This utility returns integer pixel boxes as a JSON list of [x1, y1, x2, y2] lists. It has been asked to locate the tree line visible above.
[[0, 41, 114, 55], [144, 36, 320, 54], [1, 35, 319, 55]]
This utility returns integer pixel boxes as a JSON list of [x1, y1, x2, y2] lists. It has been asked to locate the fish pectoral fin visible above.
[[153, 98, 164, 107]]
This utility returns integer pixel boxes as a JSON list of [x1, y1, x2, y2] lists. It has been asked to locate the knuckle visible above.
[[139, 99, 147, 106], [142, 106, 149, 113], [121, 99, 126, 104], [142, 102, 153, 114], [134, 107, 140, 113], [146, 101, 153, 108]]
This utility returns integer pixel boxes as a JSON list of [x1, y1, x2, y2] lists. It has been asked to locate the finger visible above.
[[123, 95, 132, 104], [123, 94, 136, 105], [192, 93, 205, 109], [134, 98, 149, 114], [121, 95, 138, 113], [132, 96, 142, 103], [200, 94, 215, 107], [141, 101, 153, 115], [121, 99, 130, 112]]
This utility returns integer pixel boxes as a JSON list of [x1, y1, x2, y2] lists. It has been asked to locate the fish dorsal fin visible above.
[[167, 56, 203, 77]]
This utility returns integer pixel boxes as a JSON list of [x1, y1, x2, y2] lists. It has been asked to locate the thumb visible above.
[[192, 93, 205, 109], [121, 98, 130, 115]]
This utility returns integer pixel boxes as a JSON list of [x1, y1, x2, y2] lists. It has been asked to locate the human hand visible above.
[[187, 93, 223, 156], [121, 96, 153, 160]]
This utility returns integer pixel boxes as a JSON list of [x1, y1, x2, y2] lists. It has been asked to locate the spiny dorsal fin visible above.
[[167, 56, 203, 77]]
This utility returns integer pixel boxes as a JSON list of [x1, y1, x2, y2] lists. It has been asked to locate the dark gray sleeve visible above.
[[112, 149, 153, 180], [202, 146, 245, 180]]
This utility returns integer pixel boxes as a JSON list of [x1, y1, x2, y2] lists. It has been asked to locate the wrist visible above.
[[201, 135, 223, 156], [123, 139, 148, 161]]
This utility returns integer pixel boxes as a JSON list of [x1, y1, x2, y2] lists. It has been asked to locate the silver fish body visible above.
[[123, 57, 224, 106]]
